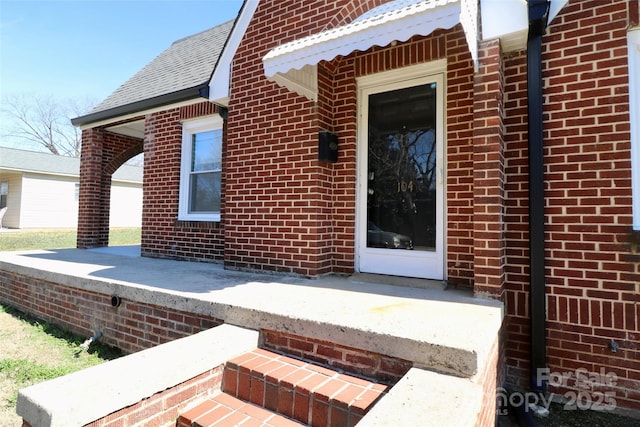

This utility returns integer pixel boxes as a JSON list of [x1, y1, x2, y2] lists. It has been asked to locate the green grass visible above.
[[0, 304, 123, 408], [0, 305, 123, 359], [0, 228, 140, 251], [0, 359, 74, 393]]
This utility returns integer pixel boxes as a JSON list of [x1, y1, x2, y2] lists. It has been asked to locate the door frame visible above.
[[355, 60, 447, 280]]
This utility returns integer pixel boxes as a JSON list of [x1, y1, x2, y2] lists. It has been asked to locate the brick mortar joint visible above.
[[625, 229, 640, 265]]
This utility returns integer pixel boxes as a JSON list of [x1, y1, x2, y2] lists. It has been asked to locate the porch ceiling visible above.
[[105, 120, 145, 139], [262, 0, 473, 101]]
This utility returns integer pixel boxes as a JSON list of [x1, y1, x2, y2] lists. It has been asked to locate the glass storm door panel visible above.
[[358, 72, 444, 280]]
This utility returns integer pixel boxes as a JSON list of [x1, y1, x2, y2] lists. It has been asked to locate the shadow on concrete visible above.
[[5, 247, 500, 310]]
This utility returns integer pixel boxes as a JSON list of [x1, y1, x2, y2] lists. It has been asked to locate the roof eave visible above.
[[209, 0, 260, 106], [71, 84, 210, 127]]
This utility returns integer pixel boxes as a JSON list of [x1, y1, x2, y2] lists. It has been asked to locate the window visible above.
[[629, 29, 640, 230], [0, 181, 7, 209], [179, 116, 223, 221]]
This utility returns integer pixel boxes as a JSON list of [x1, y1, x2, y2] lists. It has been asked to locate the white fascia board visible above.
[[548, 0, 569, 22], [480, 0, 527, 45], [209, 0, 260, 106], [480, 0, 569, 51]]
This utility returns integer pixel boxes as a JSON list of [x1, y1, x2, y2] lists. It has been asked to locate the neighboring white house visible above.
[[0, 147, 142, 229]]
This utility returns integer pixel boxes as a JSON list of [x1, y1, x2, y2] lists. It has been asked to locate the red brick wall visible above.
[[503, 46, 531, 389], [472, 38, 506, 298], [503, 0, 640, 411], [228, 0, 475, 281], [262, 329, 412, 385], [141, 102, 225, 262], [225, 0, 332, 276], [0, 269, 222, 354], [446, 25, 477, 288], [78, 101, 225, 262], [78, 128, 143, 248], [74, 0, 640, 414], [87, 366, 223, 427]]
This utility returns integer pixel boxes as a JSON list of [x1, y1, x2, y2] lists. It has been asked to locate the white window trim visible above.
[[179, 115, 224, 222], [629, 29, 640, 231]]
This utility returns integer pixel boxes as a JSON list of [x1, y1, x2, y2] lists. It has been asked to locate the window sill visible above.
[[175, 219, 222, 229], [177, 214, 220, 222]]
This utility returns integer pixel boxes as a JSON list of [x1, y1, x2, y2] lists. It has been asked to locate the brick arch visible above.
[[323, 0, 388, 31], [77, 126, 144, 249], [105, 139, 143, 176]]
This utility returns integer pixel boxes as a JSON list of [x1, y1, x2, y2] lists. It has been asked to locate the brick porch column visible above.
[[472, 39, 506, 299], [77, 128, 111, 248]]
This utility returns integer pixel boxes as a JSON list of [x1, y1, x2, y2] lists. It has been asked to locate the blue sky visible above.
[[0, 0, 243, 149]]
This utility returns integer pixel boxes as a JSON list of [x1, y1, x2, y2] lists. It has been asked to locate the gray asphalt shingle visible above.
[[89, 20, 234, 115]]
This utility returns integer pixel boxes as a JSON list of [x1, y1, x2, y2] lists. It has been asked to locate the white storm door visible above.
[[356, 66, 445, 280]]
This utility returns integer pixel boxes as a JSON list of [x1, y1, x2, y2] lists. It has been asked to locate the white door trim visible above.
[[355, 61, 447, 280]]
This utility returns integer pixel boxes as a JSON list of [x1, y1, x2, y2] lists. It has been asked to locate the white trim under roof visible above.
[[263, 0, 465, 101], [76, 98, 207, 133], [106, 120, 145, 139], [209, 0, 260, 106]]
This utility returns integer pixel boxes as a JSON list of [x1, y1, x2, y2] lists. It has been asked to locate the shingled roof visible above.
[[72, 19, 234, 127]]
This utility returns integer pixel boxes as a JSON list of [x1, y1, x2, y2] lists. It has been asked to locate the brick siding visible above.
[[87, 367, 223, 427], [227, 0, 476, 280], [72, 0, 640, 413], [0, 269, 222, 354], [262, 329, 412, 385], [141, 102, 226, 263], [77, 127, 143, 248], [502, 0, 640, 410]]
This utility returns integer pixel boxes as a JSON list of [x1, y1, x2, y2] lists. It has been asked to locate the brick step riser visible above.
[[177, 349, 388, 427], [224, 369, 364, 426], [222, 349, 387, 427]]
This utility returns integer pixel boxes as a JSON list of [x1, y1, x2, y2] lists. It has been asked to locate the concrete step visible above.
[[178, 348, 388, 427]]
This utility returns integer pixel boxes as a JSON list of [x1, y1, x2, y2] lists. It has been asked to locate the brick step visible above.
[[177, 392, 303, 427], [222, 348, 388, 427]]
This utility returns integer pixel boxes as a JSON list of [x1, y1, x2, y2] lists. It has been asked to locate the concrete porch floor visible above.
[[0, 246, 503, 378]]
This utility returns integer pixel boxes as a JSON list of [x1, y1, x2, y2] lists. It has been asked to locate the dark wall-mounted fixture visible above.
[[111, 295, 122, 308], [218, 106, 228, 120], [319, 131, 338, 163]]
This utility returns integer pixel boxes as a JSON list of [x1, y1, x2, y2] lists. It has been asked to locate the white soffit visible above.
[[106, 120, 145, 139], [263, 0, 463, 100]]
